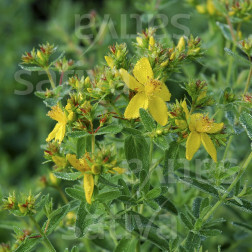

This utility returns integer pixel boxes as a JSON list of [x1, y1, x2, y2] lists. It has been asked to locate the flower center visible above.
[[145, 79, 161, 96]]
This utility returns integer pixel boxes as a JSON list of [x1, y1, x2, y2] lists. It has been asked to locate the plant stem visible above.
[[223, 135, 233, 160], [45, 68, 56, 89], [56, 186, 69, 204], [203, 152, 252, 222], [29, 215, 56, 252], [243, 66, 252, 95], [149, 138, 154, 168]]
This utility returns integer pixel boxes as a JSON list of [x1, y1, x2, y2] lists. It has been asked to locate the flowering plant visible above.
[[1, 1, 252, 251]]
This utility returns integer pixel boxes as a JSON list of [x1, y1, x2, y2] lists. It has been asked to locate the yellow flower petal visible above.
[[54, 123, 66, 143], [124, 93, 148, 119], [206, 122, 224, 134], [46, 123, 61, 142], [67, 154, 86, 172], [52, 156, 67, 168], [154, 82, 171, 101], [84, 173, 94, 204], [47, 105, 67, 123], [181, 100, 190, 120], [119, 69, 144, 91], [189, 114, 209, 132], [105, 56, 114, 68], [201, 133, 217, 162], [133, 57, 153, 84], [186, 131, 201, 161], [148, 95, 168, 126], [112, 167, 125, 174]]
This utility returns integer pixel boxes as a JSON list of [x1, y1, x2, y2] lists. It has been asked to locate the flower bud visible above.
[[177, 37, 186, 52], [91, 164, 101, 175]]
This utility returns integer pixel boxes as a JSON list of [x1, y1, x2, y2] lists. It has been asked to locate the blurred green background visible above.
[[0, 0, 251, 250]]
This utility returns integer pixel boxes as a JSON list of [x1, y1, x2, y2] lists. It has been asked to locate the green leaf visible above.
[[153, 136, 169, 150], [134, 226, 169, 250], [69, 124, 123, 138], [139, 108, 156, 132], [216, 22, 234, 41], [140, 170, 150, 195], [185, 231, 201, 251], [65, 187, 85, 201], [68, 131, 90, 138], [164, 141, 180, 174], [54, 172, 82, 181], [124, 135, 149, 175], [180, 213, 194, 229], [43, 204, 70, 235], [200, 229, 222, 237], [240, 112, 252, 140], [95, 124, 123, 135], [193, 197, 202, 218], [226, 198, 252, 213], [122, 128, 142, 135], [145, 187, 161, 200], [14, 235, 43, 252], [224, 48, 251, 65], [232, 222, 252, 232], [154, 196, 178, 215], [19, 64, 44, 71], [114, 238, 133, 252], [75, 201, 91, 238], [96, 190, 121, 203], [77, 136, 92, 158], [118, 178, 131, 196], [49, 51, 65, 66], [99, 176, 122, 189], [178, 176, 219, 197]]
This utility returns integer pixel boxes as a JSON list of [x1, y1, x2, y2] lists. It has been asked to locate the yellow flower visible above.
[[177, 36, 186, 52], [67, 154, 94, 204], [148, 36, 155, 50], [46, 105, 68, 144], [104, 56, 114, 68], [186, 114, 224, 162], [120, 57, 171, 126]]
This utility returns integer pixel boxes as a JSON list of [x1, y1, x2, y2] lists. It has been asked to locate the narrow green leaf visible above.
[[99, 176, 122, 189], [68, 131, 90, 138], [75, 201, 90, 238], [145, 187, 161, 200], [122, 128, 142, 135], [200, 229, 222, 237], [43, 204, 70, 235], [180, 213, 194, 229], [154, 196, 178, 215], [232, 221, 252, 232], [54, 172, 82, 181], [185, 231, 201, 251], [96, 190, 121, 203], [139, 108, 156, 132], [124, 135, 149, 175], [95, 124, 123, 135], [118, 178, 131, 196], [216, 22, 233, 41], [65, 187, 85, 201], [153, 136, 169, 150], [14, 235, 42, 252], [140, 170, 150, 195], [178, 177, 219, 197], [19, 64, 44, 71], [77, 136, 92, 158], [193, 197, 202, 218], [114, 238, 132, 252], [240, 112, 252, 140]]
